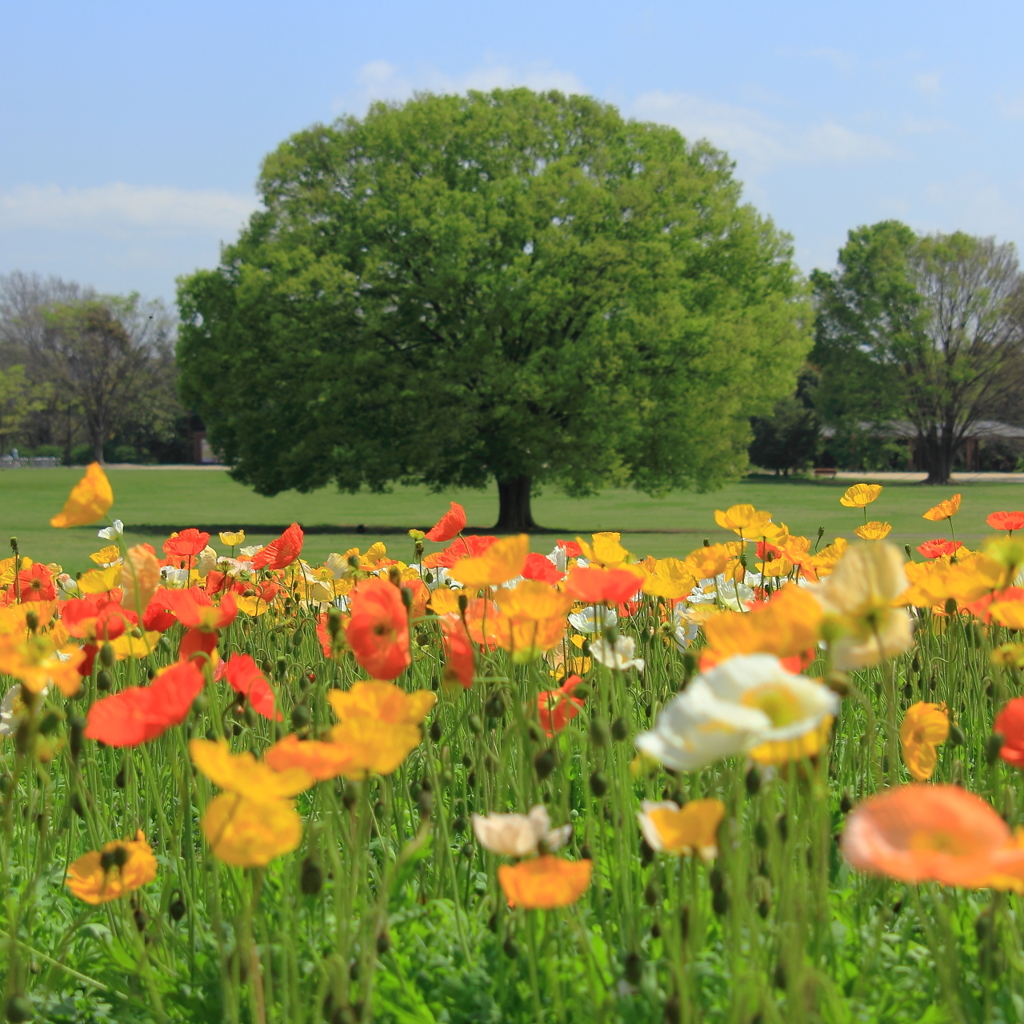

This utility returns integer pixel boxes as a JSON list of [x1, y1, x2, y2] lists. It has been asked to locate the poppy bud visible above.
[[839, 791, 853, 814], [5, 996, 32, 1023], [712, 889, 730, 917], [452, 816, 466, 833], [291, 705, 310, 729], [169, 891, 186, 921], [69, 716, 85, 760], [624, 952, 643, 985], [776, 813, 789, 842], [133, 908, 148, 932], [25, 610, 38, 632], [115, 767, 126, 789], [467, 714, 483, 735], [96, 670, 113, 691], [754, 821, 768, 849], [502, 937, 519, 959], [611, 717, 629, 742], [484, 692, 505, 720], [400, 586, 413, 612], [487, 912, 499, 933], [589, 771, 608, 797], [643, 881, 659, 907], [758, 899, 770, 919], [944, 598, 958, 616], [429, 721, 442, 743], [300, 857, 324, 895], [457, 594, 469, 615], [679, 906, 690, 939], [949, 722, 966, 747], [589, 719, 609, 747], [986, 733, 1005, 766], [745, 766, 761, 796], [534, 748, 556, 780], [99, 642, 115, 668], [461, 842, 475, 859]]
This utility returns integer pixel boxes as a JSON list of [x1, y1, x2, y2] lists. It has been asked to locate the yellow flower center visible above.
[[741, 684, 803, 728]]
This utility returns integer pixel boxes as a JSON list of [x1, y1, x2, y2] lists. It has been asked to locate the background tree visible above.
[[177, 89, 810, 529], [0, 273, 184, 463], [748, 367, 819, 475], [0, 365, 47, 456], [812, 222, 1024, 483]]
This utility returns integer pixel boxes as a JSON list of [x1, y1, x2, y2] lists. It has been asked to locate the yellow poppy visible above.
[[636, 798, 725, 859], [900, 702, 949, 781], [189, 739, 314, 802], [840, 483, 882, 508], [855, 521, 892, 540], [575, 532, 631, 568], [202, 792, 302, 867], [219, 530, 245, 547], [50, 463, 114, 528], [714, 504, 774, 537], [449, 534, 529, 589]]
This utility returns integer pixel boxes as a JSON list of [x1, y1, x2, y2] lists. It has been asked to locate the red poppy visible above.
[[988, 511, 1024, 534], [995, 698, 1024, 768], [557, 540, 583, 559], [62, 594, 135, 641], [84, 660, 205, 747], [142, 589, 178, 633], [251, 523, 304, 570], [425, 502, 467, 543], [345, 577, 411, 679], [564, 566, 644, 605], [18, 563, 56, 602], [217, 653, 280, 720], [522, 552, 564, 584], [962, 587, 1024, 623], [537, 675, 585, 736], [440, 617, 475, 688], [157, 588, 237, 662], [163, 529, 211, 560], [422, 535, 498, 570], [918, 538, 963, 559]]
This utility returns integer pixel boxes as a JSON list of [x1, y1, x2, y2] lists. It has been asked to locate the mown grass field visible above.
[[3, 468, 1020, 572]]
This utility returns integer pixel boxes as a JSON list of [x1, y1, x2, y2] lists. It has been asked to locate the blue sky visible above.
[[2, 0, 1023, 304]]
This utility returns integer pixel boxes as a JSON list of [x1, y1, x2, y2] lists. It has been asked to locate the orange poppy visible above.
[[422, 535, 498, 570], [988, 511, 1024, 534], [162, 529, 211, 559], [425, 502, 467, 543], [841, 785, 1024, 889], [265, 734, 356, 780], [995, 698, 1024, 768], [537, 675, 585, 736], [440, 616, 475, 689], [84, 660, 205, 746], [18, 564, 55, 602], [217, 652, 280, 720], [345, 577, 411, 679], [251, 522, 304, 570], [923, 495, 962, 521], [564, 566, 644, 605], [498, 855, 592, 909]]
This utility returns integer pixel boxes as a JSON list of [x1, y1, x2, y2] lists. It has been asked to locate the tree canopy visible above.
[[812, 222, 1024, 483], [177, 88, 810, 529]]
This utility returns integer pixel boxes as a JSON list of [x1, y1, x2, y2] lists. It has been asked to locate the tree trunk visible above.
[[921, 432, 954, 485], [494, 475, 538, 532]]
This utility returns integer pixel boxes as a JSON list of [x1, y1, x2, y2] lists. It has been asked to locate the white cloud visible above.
[[998, 92, 1024, 121], [630, 91, 891, 169], [337, 60, 585, 115], [914, 72, 942, 99], [0, 183, 259, 235]]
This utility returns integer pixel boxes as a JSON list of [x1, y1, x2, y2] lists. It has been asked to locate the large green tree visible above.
[[812, 222, 1024, 484], [177, 89, 809, 529]]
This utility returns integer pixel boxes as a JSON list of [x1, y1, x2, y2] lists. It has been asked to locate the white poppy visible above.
[[568, 606, 618, 634], [590, 635, 645, 672], [97, 520, 124, 540], [471, 805, 571, 857]]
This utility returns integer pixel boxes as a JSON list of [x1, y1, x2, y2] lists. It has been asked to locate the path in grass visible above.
[[3, 467, 1022, 573]]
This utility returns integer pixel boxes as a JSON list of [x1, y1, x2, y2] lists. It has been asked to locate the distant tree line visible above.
[[749, 222, 1024, 482], [0, 272, 191, 464]]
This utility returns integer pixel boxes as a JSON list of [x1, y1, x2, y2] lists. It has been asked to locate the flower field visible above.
[[4, 467, 1024, 1022]]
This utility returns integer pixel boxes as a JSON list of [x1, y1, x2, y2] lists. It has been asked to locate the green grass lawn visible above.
[[3, 466, 1023, 573]]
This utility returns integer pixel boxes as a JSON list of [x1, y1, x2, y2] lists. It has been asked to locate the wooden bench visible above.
[[813, 467, 837, 479]]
